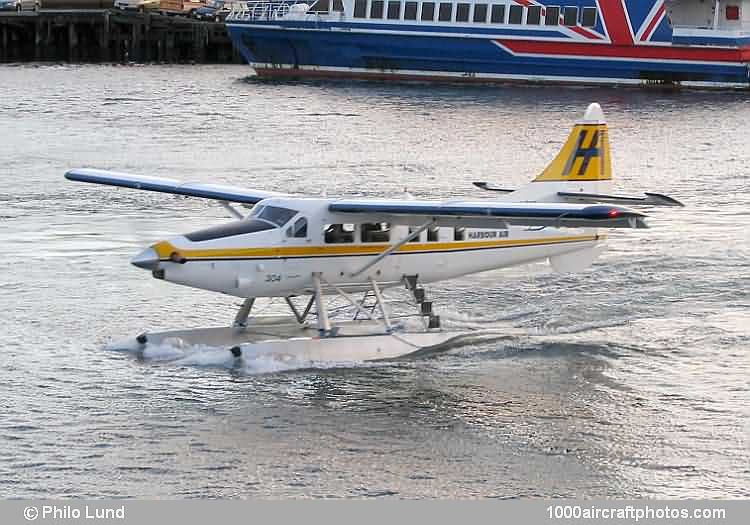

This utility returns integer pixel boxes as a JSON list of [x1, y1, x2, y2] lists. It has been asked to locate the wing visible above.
[[64, 168, 283, 205], [329, 199, 648, 229]]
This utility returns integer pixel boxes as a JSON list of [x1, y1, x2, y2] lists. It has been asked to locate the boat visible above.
[[224, 0, 750, 88]]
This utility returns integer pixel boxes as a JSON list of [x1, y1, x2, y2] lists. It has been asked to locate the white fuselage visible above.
[[144, 197, 603, 298]]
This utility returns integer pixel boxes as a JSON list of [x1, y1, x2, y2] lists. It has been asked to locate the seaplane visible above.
[[65, 103, 681, 365]]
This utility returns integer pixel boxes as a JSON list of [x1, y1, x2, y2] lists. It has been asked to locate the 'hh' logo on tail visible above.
[[564, 129, 601, 178], [533, 116, 611, 183]]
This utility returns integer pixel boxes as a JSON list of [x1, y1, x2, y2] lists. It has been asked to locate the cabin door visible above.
[[281, 216, 311, 290]]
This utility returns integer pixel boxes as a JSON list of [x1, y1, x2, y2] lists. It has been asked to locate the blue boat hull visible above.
[[227, 22, 750, 87]]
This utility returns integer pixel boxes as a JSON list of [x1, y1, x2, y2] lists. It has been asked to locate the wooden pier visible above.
[[0, 10, 242, 63]]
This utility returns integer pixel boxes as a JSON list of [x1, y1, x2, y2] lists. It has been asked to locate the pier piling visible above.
[[0, 9, 240, 64]]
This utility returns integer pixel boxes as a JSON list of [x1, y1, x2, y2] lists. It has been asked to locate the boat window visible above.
[[286, 217, 308, 238], [456, 3, 470, 22], [353, 0, 367, 17], [581, 6, 597, 27], [387, 0, 400, 19], [370, 0, 384, 18], [325, 224, 355, 244], [404, 1, 417, 19], [438, 2, 452, 22], [309, 0, 329, 13], [563, 6, 577, 26], [257, 205, 298, 227], [454, 227, 466, 241], [490, 4, 505, 24], [473, 4, 487, 23], [545, 6, 559, 25], [526, 5, 541, 25], [421, 2, 435, 21], [185, 219, 275, 242], [332, 0, 344, 11], [361, 223, 391, 243], [508, 4, 523, 24], [427, 226, 439, 242]]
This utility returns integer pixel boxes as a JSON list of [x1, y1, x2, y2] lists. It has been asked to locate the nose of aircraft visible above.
[[131, 247, 160, 270]]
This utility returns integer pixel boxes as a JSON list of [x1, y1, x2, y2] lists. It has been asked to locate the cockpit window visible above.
[[185, 219, 274, 242], [256, 205, 298, 227]]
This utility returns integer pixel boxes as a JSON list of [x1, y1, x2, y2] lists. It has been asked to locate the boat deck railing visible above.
[[227, 1, 326, 21]]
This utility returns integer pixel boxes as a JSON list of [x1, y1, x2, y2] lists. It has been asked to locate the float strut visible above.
[[285, 295, 315, 324], [312, 273, 332, 336], [369, 277, 392, 331], [233, 297, 255, 329]]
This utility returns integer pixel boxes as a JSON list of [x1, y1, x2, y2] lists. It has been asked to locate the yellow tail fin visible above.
[[534, 103, 611, 182]]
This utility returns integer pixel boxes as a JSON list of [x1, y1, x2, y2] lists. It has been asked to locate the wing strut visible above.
[[349, 220, 435, 278]]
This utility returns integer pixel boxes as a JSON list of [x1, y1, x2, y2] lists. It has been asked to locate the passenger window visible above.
[[354, 0, 367, 17], [404, 1, 417, 19], [408, 226, 422, 242], [421, 2, 435, 21], [361, 223, 391, 243], [370, 0, 384, 18], [387, 1, 400, 19], [581, 7, 597, 27], [508, 4, 523, 24], [526, 5, 541, 24], [456, 3, 470, 22], [427, 226, 439, 242], [438, 2, 452, 21], [454, 227, 466, 241], [563, 6, 578, 26], [490, 4, 505, 23], [473, 3, 487, 23], [545, 6, 559, 25], [325, 224, 355, 244]]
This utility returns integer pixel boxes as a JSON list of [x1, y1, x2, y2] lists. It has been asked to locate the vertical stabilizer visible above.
[[534, 103, 611, 183]]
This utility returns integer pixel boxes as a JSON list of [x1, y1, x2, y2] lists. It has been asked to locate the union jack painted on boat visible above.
[[225, 0, 750, 88]]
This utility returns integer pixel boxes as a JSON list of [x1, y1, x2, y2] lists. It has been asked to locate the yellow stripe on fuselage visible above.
[[153, 235, 601, 261]]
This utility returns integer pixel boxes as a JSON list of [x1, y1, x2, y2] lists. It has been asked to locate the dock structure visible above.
[[0, 10, 241, 63]]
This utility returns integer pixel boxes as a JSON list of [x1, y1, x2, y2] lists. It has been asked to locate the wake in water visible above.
[[436, 307, 539, 329]]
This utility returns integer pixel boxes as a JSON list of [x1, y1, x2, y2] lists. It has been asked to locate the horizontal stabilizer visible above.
[[330, 200, 648, 229], [557, 191, 684, 207], [65, 168, 283, 205], [472, 182, 514, 193]]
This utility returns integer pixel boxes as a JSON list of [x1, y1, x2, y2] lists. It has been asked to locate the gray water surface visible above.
[[0, 64, 748, 498]]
